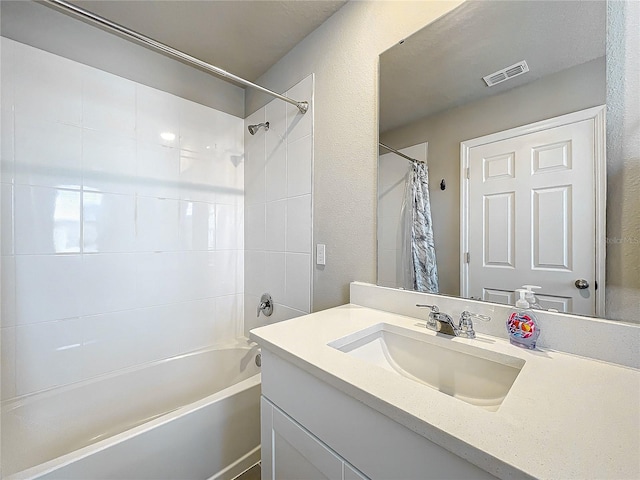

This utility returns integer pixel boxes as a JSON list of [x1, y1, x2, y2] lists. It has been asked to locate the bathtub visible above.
[[1, 343, 261, 479]]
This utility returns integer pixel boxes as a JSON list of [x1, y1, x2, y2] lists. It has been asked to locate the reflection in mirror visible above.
[[377, 0, 639, 323]]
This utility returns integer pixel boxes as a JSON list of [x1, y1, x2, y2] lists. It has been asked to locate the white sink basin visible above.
[[328, 323, 525, 411]]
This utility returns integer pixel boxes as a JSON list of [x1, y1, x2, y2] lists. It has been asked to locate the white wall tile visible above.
[[1, 326, 16, 400], [136, 196, 181, 252], [184, 251, 217, 301], [181, 298, 217, 350], [287, 134, 312, 197], [215, 295, 243, 344], [244, 109, 266, 206], [1, 256, 16, 327], [136, 85, 180, 148], [14, 185, 81, 254], [81, 309, 140, 378], [15, 318, 83, 395], [265, 130, 287, 202], [82, 69, 135, 136], [179, 150, 216, 203], [286, 194, 312, 254], [135, 252, 183, 307], [179, 101, 220, 154], [15, 255, 82, 324], [136, 143, 180, 199], [286, 75, 313, 144], [81, 254, 137, 316], [13, 41, 82, 127], [82, 129, 136, 194], [265, 200, 286, 252], [14, 118, 82, 189], [285, 253, 311, 313], [7, 40, 247, 394], [214, 250, 242, 297], [133, 305, 173, 363], [216, 204, 243, 250], [245, 203, 266, 251], [2, 184, 14, 255], [179, 200, 215, 251], [213, 154, 244, 205], [243, 294, 261, 335], [1, 39, 15, 184], [245, 250, 266, 297], [266, 252, 286, 303], [83, 192, 136, 253]]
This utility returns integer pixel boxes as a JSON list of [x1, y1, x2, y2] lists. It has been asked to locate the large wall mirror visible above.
[[377, 0, 638, 323]]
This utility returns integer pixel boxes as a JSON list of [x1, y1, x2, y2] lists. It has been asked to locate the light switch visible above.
[[316, 244, 326, 265]]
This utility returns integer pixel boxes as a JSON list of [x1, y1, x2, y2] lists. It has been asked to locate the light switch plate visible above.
[[316, 244, 326, 265]]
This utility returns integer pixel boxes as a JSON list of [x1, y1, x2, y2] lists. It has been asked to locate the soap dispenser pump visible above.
[[506, 289, 540, 350], [521, 285, 542, 309]]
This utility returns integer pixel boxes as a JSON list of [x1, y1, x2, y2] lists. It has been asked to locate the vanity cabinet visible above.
[[262, 397, 368, 480], [259, 350, 497, 480]]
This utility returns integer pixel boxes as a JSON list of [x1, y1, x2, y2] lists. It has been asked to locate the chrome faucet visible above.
[[416, 305, 490, 338]]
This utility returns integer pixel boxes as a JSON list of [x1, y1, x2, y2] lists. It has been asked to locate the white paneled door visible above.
[[461, 107, 606, 316]]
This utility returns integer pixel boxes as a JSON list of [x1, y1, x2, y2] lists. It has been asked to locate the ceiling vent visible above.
[[483, 60, 530, 87]]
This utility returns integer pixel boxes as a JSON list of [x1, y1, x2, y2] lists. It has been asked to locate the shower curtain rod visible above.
[[379, 142, 424, 164], [42, 0, 309, 114]]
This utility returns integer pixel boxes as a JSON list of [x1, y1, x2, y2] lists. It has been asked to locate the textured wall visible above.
[[246, 1, 463, 311], [605, 0, 640, 321]]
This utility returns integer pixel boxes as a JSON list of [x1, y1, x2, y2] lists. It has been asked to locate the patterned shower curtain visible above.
[[401, 160, 439, 293]]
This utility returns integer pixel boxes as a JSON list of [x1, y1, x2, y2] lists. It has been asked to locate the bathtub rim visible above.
[[2, 338, 259, 409], [3, 342, 261, 480]]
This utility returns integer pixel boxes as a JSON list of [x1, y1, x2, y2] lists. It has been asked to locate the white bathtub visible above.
[[2, 344, 261, 479]]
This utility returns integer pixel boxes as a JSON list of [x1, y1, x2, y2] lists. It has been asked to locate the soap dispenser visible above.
[[521, 285, 542, 309], [506, 289, 540, 350]]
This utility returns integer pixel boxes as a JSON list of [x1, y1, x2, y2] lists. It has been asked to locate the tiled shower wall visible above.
[[243, 75, 313, 333], [0, 39, 244, 399]]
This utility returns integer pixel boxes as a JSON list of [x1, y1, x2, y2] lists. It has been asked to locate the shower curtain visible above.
[[401, 160, 439, 293]]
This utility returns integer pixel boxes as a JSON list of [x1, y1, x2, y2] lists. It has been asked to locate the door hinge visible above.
[[465, 167, 470, 179], [465, 252, 470, 263]]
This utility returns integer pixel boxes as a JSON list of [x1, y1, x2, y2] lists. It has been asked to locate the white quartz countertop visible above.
[[250, 304, 640, 480]]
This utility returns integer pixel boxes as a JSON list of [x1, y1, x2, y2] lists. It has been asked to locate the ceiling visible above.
[[64, 0, 348, 82], [379, 0, 606, 133]]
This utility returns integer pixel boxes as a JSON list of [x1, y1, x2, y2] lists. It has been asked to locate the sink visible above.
[[328, 323, 525, 411]]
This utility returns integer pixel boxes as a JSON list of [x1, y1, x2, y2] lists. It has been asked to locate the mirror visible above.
[[377, 0, 638, 323]]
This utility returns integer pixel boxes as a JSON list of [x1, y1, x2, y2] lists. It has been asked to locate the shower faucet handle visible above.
[[257, 293, 273, 318]]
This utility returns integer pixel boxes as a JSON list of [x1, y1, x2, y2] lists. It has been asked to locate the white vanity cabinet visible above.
[[262, 397, 368, 480], [259, 350, 497, 480]]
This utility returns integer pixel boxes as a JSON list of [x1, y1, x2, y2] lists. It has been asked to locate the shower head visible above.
[[248, 122, 269, 135]]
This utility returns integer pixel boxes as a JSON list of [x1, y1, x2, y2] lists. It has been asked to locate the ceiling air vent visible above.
[[483, 60, 530, 87]]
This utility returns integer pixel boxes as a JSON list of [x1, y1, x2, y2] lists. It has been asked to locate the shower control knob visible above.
[[257, 293, 274, 317], [574, 279, 589, 290]]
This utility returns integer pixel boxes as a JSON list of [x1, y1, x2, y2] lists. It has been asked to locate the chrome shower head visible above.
[[248, 122, 269, 135]]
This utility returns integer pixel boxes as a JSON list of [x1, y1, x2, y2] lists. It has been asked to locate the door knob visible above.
[[574, 279, 589, 290]]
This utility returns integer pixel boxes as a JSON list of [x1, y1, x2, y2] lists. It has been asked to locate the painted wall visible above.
[[0, 39, 244, 399], [380, 57, 606, 297], [246, 1, 464, 311], [605, 0, 640, 321], [0, 0, 244, 118], [243, 75, 314, 334]]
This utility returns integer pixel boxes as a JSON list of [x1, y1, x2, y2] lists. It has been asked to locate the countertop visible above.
[[250, 304, 640, 480]]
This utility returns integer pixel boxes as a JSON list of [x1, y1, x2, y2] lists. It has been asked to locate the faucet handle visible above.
[[416, 304, 439, 313], [460, 310, 491, 322], [458, 310, 491, 339]]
